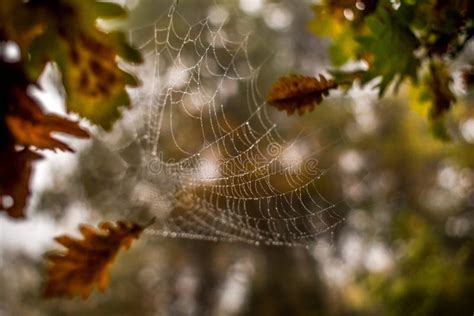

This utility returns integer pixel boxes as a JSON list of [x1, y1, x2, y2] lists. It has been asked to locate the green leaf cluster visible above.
[[361, 213, 474, 316], [309, 0, 474, 138], [356, 5, 420, 95]]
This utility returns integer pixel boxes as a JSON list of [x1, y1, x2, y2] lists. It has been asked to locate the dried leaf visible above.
[[267, 74, 337, 115], [43, 220, 145, 299], [0, 60, 89, 219], [6, 87, 89, 152], [429, 60, 456, 119], [0, 148, 42, 218], [461, 66, 474, 92]]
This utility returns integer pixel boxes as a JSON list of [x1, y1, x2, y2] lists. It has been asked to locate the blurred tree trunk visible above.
[[242, 247, 328, 316]]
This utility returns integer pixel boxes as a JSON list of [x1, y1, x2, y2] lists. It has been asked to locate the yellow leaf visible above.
[[409, 84, 430, 118]]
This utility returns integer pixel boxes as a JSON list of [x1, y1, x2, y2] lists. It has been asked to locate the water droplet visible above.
[[1, 195, 14, 208]]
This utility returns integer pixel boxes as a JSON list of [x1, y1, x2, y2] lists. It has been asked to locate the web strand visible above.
[[125, 2, 348, 246]]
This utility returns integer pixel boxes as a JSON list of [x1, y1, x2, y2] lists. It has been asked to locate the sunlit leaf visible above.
[[309, 5, 357, 66], [409, 82, 431, 118], [309, 1, 378, 66]]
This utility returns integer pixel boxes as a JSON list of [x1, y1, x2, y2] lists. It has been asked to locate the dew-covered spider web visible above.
[[115, 2, 351, 246]]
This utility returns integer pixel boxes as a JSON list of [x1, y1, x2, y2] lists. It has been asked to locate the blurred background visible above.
[[1, 0, 474, 315]]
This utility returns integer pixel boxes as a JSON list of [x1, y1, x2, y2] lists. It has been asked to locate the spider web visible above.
[[120, 2, 349, 246]]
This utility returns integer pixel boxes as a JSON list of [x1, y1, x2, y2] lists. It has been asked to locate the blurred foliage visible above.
[[0, 0, 142, 128], [359, 212, 474, 316], [0, 0, 473, 315], [1, 0, 143, 301], [0, 0, 141, 219], [310, 0, 474, 137]]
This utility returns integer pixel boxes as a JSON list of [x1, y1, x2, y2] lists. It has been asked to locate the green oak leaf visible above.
[[356, 5, 420, 96]]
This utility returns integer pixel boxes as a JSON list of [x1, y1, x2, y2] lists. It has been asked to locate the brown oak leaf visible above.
[[6, 87, 89, 152], [0, 147, 42, 218], [429, 61, 456, 119], [461, 66, 474, 92], [43, 220, 145, 299], [267, 74, 337, 115], [0, 61, 89, 219]]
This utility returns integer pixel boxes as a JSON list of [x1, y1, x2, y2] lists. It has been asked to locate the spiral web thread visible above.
[[126, 2, 348, 246]]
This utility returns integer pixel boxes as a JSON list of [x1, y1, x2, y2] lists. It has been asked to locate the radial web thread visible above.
[[124, 3, 349, 246]]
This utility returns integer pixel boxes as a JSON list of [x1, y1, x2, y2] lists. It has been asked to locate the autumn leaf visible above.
[[41, 27, 141, 129], [0, 60, 89, 219], [26, 0, 143, 129], [0, 0, 142, 130], [409, 59, 456, 140], [6, 86, 89, 152], [267, 74, 337, 115], [43, 220, 145, 299], [428, 60, 456, 119], [0, 148, 42, 219], [462, 66, 474, 91], [0, 0, 135, 220]]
